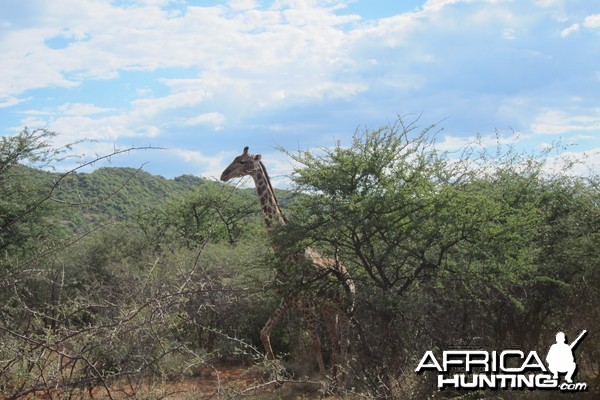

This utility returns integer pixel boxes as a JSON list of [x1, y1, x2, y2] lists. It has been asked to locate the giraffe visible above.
[[220, 146, 354, 380]]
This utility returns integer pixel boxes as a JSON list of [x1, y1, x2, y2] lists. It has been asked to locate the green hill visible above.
[[28, 167, 209, 230], [30, 166, 290, 232]]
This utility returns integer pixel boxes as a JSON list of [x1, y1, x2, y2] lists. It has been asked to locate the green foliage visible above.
[[0, 129, 274, 398], [141, 180, 262, 247], [1, 123, 599, 399], [282, 118, 600, 397], [0, 129, 66, 257], [285, 119, 475, 292], [55, 167, 208, 228]]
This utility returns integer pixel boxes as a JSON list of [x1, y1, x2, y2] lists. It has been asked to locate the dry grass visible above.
[[23, 363, 358, 400]]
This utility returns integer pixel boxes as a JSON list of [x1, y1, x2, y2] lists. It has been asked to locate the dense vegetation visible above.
[[0, 125, 598, 399]]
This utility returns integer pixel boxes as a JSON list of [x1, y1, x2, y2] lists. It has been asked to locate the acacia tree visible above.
[[279, 120, 473, 395], [141, 181, 260, 247], [280, 118, 600, 398], [0, 129, 189, 398]]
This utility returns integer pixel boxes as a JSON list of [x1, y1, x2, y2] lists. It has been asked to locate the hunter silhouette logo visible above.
[[546, 330, 586, 384], [415, 329, 588, 392]]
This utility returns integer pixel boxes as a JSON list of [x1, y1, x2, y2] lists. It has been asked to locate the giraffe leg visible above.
[[261, 301, 288, 360], [322, 306, 341, 379], [322, 305, 351, 386], [336, 309, 351, 386], [304, 309, 326, 377]]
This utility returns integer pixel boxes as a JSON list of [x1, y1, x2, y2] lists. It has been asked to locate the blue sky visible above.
[[1, 0, 599, 183]]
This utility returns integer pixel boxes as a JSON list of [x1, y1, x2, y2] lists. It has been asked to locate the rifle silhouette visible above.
[[569, 330, 587, 349]]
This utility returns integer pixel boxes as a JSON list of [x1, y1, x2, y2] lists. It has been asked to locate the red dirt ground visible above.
[[80, 363, 328, 399]]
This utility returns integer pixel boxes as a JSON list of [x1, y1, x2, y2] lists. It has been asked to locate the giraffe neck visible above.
[[251, 161, 286, 232]]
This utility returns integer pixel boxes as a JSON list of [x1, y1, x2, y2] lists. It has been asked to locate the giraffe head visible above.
[[220, 146, 261, 182]]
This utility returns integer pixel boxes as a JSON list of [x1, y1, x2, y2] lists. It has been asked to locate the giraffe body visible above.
[[221, 147, 354, 380]]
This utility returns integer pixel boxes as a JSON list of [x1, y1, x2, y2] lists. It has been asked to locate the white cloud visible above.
[[531, 110, 600, 135], [502, 28, 516, 40], [351, 11, 422, 48], [0, 0, 525, 112], [435, 134, 477, 151], [0, 0, 369, 115], [228, 0, 259, 11], [560, 14, 600, 38], [168, 148, 232, 179], [543, 148, 600, 176], [0, 33, 80, 98], [435, 131, 521, 152], [130, 90, 209, 118], [534, 0, 563, 8], [583, 14, 600, 29], [58, 102, 115, 116], [2, 0, 599, 181], [0, 0, 587, 99], [423, 0, 475, 13], [36, 100, 166, 146], [0, 96, 27, 108], [560, 23, 580, 37], [48, 115, 144, 144], [436, 131, 600, 178], [183, 112, 226, 130]]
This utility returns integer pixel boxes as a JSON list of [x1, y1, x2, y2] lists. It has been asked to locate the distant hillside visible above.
[[14, 165, 294, 232], [35, 167, 208, 230]]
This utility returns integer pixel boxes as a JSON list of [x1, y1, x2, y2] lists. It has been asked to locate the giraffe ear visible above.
[[254, 154, 262, 161], [243, 146, 249, 155]]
